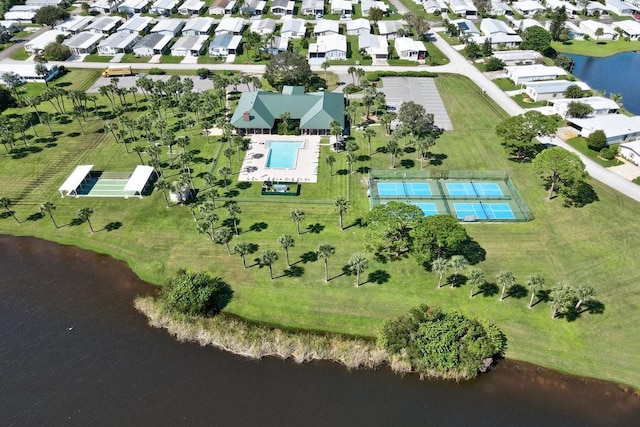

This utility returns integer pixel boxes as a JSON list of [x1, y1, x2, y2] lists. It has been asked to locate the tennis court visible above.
[[453, 202, 515, 220], [413, 202, 439, 216], [446, 182, 503, 197], [377, 182, 432, 197]]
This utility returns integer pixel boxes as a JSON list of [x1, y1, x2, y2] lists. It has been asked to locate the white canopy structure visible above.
[[124, 165, 154, 198], [58, 165, 93, 197]]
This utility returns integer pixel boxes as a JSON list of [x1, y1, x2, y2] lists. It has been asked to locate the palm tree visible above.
[[132, 145, 146, 165], [526, 274, 546, 308], [348, 253, 368, 286], [260, 250, 278, 280], [279, 111, 291, 135], [335, 196, 349, 231], [574, 285, 596, 310], [346, 152, 357, 174], [362, 127, 376, 157], [386, 140, 402, 169], [347, 66, 357, 85], [213, 226, 234, 255], [550, 284, 574, 319], [218, 166, 232, 191], [77, 207, 94, 233], [330, 120, 342, 141], [154, 179, 171, 208], [222, 146, 235, 169], [325, 154, 336, 176], [467, 268, 485, 298], [497, 270, 516, 301], [317, 243, 335, 282], [447, 255, 468, 288], [290, 208, 305, 235], [0, 197, 19, 224], [431, 257, 449, 288], [40, 201, 57, 228], [226, 201, 241, 235], [277, 234, 295, 267], [415, 135, 435, 170], [234, 242, 253, 269]]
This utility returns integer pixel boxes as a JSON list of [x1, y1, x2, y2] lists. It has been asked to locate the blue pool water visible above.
[[265, 141, 303, 169]]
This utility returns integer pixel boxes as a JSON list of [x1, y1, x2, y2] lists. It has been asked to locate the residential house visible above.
[[150, 0, 180, 16], [280, 18, 306, 38], [208, 33, 242, 56], [378, 20, 405, 39], [545, 0, 579, 17], [230, 86, 345, 135], [209, 0, 237, 15], [90, 0, 122, 13], [490, 1, 513, 16], [510, 0, 545, 17], [585, 1, 608, 16], [524, 80, 590, 102], [309, 34, 347, 59], [492, 50, 542, 66], [182, 17, 214, 36], [241, 0, 267, 16], [132, 33, 173, 56], [394, 37, 426, 60], [314, 19, 340, 36], [178, 0, 206, 14], [24, 30, 63, 54], [423, 0, 448, 14], [563, 21, 586, 40], [606, 0, 638, 15], [86, 17, 123, 35], [346, 18, 371, 36], [450, 18, 480, 37], [55, 16, 93, 35], [548, 96, 620, 119], [118, 0, 149, 14], [579, 20, 618, 40], [618, 140, 640, 165], [3, 7, 36, 22], [0, 21, 22, 33], [150, 19, 186, 37], [330, 0, 352, 16], [361, 0, 389, 16], [567, 114, 640, 144], [301, 0, 324, 15], [170, 35, 208, 56], [62, 32, 104, 55], [271, 0, 295, 15], [614, 20, 640, 40], [265, 36, 289, 54], [117, 15, 154, 34], [24, 0, 63, 6], [480, 18, 522, 48], [448, 0, 478, 18], [358, 33, 389, 59], [512, 18, 543, 32], [97, 32, 139, 56], [505, 64, 567, 85], [250, 18, 277, 35], [215, 17, 245, 35]]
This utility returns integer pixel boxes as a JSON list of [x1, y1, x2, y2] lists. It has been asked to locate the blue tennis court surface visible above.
[[446, 182, 503, 197], [377, 182, 432, 197], [414, 202, 439, 216], [453, 202, 515, 220]]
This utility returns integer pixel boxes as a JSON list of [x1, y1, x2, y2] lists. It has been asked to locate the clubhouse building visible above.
[[230, 86, 345, 135]]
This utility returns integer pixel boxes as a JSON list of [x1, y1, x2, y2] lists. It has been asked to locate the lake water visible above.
[[1, 235, 639, 425], [568, 52, 640, 115]]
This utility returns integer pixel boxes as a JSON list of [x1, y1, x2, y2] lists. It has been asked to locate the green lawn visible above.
[[552, 39, 640, 57], [492, 77, 519, 91], [565, 136, 623, 167], [159, 55, 185, 64], [512, 93, 547, 109], [426, 41, 449, 66], [2, 74, 640, 389], [84, 54, 114, 63], [10, 48, 30, 60], [120, 53, 151, 63]]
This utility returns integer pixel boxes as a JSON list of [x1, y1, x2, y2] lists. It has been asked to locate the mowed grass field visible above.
[[1, 73, 640, 388]]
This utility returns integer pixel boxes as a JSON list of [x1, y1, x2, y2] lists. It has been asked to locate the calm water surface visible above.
[[1, 235, 639, 426], [568, 52, 640, 115]]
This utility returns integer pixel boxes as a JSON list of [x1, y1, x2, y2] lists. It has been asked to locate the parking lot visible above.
[[380, 77, 453, 131]]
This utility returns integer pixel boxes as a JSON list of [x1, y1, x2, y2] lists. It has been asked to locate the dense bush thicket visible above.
[[159, 270, 233, 317]]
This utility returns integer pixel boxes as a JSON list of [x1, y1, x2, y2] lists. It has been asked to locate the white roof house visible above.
[[567, 114, 640, 144], [619, 140, 640, 165], [300, 0, 324, 15], [505, 64, 567, 85], [585, 1, 608, 16], [511, 0, 545, 17], [490, 1, 513, 16], [330, 0, 352, 15], [271, 0, 295, 15], [265, 36, 289, 54], [346, 18, 371, 36], [549, 96, 620, 119], [563, 21, 586, 40], [3, 10, 36, 22], [150, 0, 180, 15], [449, 0, 478, 17], [150, 19, 186, 36], [208, 33, 242, 56], [209, 0, 237, 15], [97, 32, 139, 56], [480, 18, 522, 47], [215, 17, 245, 35], [545, 0, 580, 16], [86, 17, 123, 34], [358, 33, 389, 58], [133, 33, 173, 56], [280, 17, 306, 38], [25, 0, 63, 6], [451, 18, 480, 36], [424, 0, 448, 14], [55, 16, 93, 35], [314, 19, 340, 36], [361, 0, 389, 16], [579, 20, 618, 40], [524, 80, 590, 102], [0, 21, 22, 32], [512, 18, 544, 32], [250, 18, 277, 35], [241, 0, 267, 15], [492, 50, 542, 66], [614, 20, 640, 40], [90, 0, 121, 14], [394, 37, 427, 61], [24, 29, 64, 54], [62, 32, 104, 54], [182, 17, 214, 36], [178, 0, 206, 14], [117, 15, 154, 34], [118, 0, 149, 14], [308, 34, 347, 60], [170, 35, 208, 56], [605, 0, 638, 15], [378, 20, 405, 39]]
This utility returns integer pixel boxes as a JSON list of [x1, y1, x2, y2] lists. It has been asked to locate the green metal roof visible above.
[[231, 86, 344, 130]]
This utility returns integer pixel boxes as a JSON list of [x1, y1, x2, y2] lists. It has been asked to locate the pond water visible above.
[[1, 235, 639, 425], [568, 52, 640, 115]]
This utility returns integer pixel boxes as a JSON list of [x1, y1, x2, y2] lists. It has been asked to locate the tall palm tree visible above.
[[431, 257, 449, 288], [467, 268, 485, 298], [213, 226, 234, 255], [497, 270, 516, 301], [226, 201, 241, 235], [234, 242, 253, 269], [335, 196, 349, 231], [348, 253, 368, 286], [347, 66, 357, 85], [218, 167, 232, 191], [40, 201, 57, 228], [132, 145, 146, 165], [362, 127, 376, 157], [550, 284, 574, 319], [0, 197, 19, 224], [77, 207, 94, 233], [447, 255, 468, 288], [260, 250, 278, 280], [321, 61, 330, 83], [330, 120, 342, 141], [325, 154, 336, 176], [277, 234, 295, 267], [279, 111, 291, 135], [387, 140, 402, 169], [526, 274, 546, 309], [346, 152, 357, 174], [154, 179, 171, 208], [574, 285, 596, 310], [222, 146, 235, 169], [317, 243, 335, 282], [415, 135, 435, 170], [290, 208, 305, 235]]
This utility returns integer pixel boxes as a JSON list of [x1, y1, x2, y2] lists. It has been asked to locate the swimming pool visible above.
[[265, 141, 303, 169]]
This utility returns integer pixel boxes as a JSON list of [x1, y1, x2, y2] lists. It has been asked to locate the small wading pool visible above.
[[265, 141, 303, 169]]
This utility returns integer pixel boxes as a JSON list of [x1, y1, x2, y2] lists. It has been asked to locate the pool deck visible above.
[[237, 134, 321, 183]]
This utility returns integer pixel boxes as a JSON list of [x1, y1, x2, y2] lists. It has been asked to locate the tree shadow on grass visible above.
[[478, 282, 499, 297], [295, 251, 318, 265], [104, 221, 122, 232], [305, 223, 324, 234], [25, 212, 44, 222], [400, 159, 414, 168], [283, 265, 304, 277], [357, 166, 371, 174], [248, 222, 268, 232], [530, 289, 550, 308], [224, 189, 239, 198], [429, 153, 447, 166], [236, 181, 252, 190], [562, 181, 599, 208], [328, 271, 346, 281], [11, 146, 43, 159], [460, 238, 486, 265], [0, 211, 13, 220], [446, 274, 467, 288], [342, 217, 362, 230], [366, 269, 390, 285], [504, 284, 528, 299], [68, 217, 84, 227], [336, 169, 348, 175]]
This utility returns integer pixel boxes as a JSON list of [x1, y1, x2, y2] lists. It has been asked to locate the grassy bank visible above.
[[2, 73, 640, 388], [552, 39, 640, 57]]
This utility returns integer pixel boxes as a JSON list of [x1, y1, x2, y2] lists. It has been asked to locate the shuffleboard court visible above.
[[453, 202, 515, 220]]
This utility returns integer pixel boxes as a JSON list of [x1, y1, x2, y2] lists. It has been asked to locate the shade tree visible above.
[[410, 214, 470, 264], [495, 111, 561, 160], [363, 201, 423, 260], [532, 147, 585, 201], [159, 270, 233, 317]]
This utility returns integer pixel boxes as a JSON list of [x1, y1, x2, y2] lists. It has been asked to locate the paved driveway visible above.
[[380, 77, 453, 130]]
